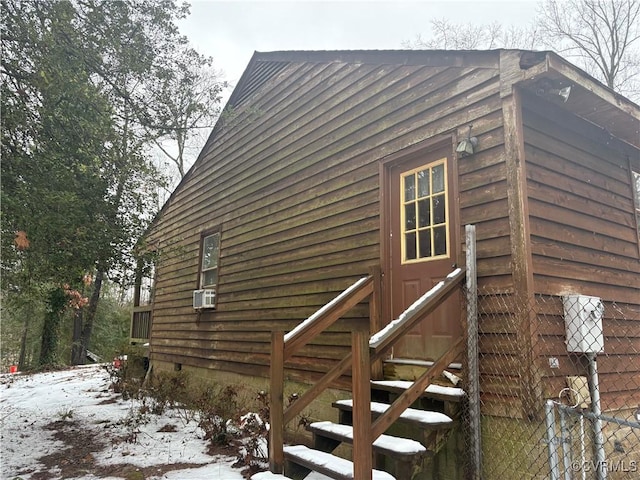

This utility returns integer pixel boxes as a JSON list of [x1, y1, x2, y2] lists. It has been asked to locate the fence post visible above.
[[352, 324, 372, 480], [545, 400, 561, 480], [269, 331, 285, 473], [587, 353, 607, 480], [466, 224, 482, 479]]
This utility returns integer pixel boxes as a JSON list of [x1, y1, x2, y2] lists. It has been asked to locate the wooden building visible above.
[[131, 49, 640, 477]]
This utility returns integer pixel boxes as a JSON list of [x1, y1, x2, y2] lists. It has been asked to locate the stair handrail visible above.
[[269, 271, 380, 477], [283, 275, 373, 360], [269, 266, 467, 478], [369, 267, 464, 357], [367, 267, 466, 441]]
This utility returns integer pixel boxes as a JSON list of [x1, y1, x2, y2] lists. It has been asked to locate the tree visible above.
[[149, 46, 225, 181], [404, 2, 640, 101], [1, 0, 224, 367], [2, 0, 115, 366], [403, 18, 544, 50], [538, 0, 640, 99], [65, 0, 173, 365]]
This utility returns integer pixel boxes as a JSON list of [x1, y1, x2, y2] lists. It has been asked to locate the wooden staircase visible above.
[[256, 380, 464, 480], [261, 267, 469, 480]]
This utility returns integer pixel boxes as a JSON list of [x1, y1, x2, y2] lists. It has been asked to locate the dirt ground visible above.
[[12, 418, 206, 480], [11, 417, 260, 480]]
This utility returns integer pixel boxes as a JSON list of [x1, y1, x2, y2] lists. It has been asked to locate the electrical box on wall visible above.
[[563, 294, 604, 353]]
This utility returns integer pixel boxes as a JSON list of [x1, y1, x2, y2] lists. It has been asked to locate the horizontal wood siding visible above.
[[522, 91, 640, 411], [146, 57, 504, 381]]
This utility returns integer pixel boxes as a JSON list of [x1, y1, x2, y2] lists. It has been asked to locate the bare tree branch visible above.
[[538, 0, 640, 98]]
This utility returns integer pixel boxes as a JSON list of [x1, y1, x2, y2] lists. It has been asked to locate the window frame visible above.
[[199, 230, 221, 291]]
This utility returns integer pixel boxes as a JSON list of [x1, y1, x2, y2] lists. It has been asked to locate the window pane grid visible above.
[[401, 159, 448, 263]]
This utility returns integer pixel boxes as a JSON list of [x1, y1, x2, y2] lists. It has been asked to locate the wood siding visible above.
[[146, 56, 505, 385], [457, 104, 518, 416], [142, 51, 639, 418], [522, 91, 640, 411]]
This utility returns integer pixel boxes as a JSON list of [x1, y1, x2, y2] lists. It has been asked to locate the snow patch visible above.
[[310, 421, 426, 454], [0, 366, 247, 480], [371, 380, 465, 398], [335, 399, 453, 426]]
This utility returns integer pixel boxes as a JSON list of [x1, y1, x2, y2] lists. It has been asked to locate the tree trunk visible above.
[[74, 269, 104, 365], [39, 287, 67, 367], [18, 313, 30, 370], [70, 308, 84, 365]]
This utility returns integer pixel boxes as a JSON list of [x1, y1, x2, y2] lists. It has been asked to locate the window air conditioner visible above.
[[193, 289, 216, 309]]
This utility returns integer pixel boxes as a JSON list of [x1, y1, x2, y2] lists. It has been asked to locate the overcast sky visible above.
[[179, 0, 539, 95]]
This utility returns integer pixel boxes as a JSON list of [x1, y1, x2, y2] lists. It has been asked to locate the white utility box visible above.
[[563, 294, 604, 353]]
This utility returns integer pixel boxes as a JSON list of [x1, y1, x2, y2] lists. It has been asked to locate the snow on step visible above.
[[283, 445, 396, 480], [251, 471, 332, 480], [371, 380, 465, 399], [335, 400, 453, 427], [252, 473, 290, 480], [310, 421, 426, 455]]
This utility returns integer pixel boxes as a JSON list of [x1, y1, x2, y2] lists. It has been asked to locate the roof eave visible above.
[[506, 50, 640, 149]]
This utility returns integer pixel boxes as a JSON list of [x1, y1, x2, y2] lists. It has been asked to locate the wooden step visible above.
[[333, 400, 453, 429], [283, 445, 396, 480], [371, 380, 465, 403], [309, 421, 426, 479], [384, 358, 463, 370], [308, 421, 427, 457], [383, 358, 463, 385]]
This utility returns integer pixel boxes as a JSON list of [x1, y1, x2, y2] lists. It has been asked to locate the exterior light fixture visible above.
[[536, 81, 572, 103], [549, 86, 572, 102], [456, 125, 478, 157]]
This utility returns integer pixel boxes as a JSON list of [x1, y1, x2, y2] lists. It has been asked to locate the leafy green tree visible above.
[[2, 0, 115, 367], [1, 0, 223, 367]]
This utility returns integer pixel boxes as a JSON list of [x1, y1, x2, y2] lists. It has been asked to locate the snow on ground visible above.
[[0, 364, 246, 480]]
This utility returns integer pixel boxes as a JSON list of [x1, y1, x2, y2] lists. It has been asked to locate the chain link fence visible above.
[[466, 290, 640, 480]]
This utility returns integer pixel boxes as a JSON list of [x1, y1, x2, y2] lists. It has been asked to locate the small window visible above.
[[633, 171, 640, 245], [200, 232, 220, 289]]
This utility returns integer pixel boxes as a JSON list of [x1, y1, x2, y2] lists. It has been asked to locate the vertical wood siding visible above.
[[146, 58, 504, 382]]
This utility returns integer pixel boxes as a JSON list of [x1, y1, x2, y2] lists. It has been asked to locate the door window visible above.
[[401, 159, 449, 263]]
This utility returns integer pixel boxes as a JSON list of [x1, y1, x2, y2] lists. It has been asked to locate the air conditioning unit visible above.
[[193, 289, 216, 309]]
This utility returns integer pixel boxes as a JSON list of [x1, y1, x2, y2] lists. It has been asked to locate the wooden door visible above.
[[383, 143, 461, 361]]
